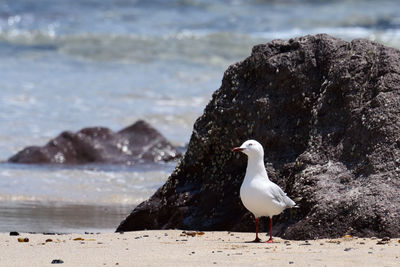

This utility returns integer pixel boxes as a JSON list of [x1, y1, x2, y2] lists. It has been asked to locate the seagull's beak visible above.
[[232, 147, 244, 152]]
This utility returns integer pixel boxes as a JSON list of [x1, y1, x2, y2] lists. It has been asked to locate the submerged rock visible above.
[[8, 120, 181, 165], [117, 34, 400, 239]]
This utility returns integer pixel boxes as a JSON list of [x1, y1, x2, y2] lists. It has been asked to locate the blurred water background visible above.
[[1, 0, 399, 233]]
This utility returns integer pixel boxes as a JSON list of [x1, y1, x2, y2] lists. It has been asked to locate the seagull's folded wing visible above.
[[269, 182, 296, 208]]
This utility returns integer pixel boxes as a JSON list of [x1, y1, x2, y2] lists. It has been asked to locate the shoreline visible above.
[[1, 230, 398, 266], [0, 202, 133, 234]]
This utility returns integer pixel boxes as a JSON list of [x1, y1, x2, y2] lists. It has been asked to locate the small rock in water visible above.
[[46, 239, 53, 242], [344, 248, 352, 252], [381, 237, 390, 242], [51, 259, 64, 264], [17, 238, 29, 242], [9, 231, 19, 236]]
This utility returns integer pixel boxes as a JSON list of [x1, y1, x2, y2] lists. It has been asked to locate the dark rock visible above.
[[116, 34, 400, 239], [8, 120, 181, 165], [51, 259, 64, 264], [9, 231, 19, 236]]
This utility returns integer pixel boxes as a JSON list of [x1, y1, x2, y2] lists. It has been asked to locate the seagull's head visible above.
[[232, 139, 264, 158]]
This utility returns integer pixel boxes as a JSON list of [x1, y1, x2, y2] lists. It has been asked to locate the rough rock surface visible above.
[[117, 34, 400, 239], [8, 120, 181, 165]]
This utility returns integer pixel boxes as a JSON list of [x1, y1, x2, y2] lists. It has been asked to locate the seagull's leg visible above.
[[245, 217, 262, 243], [253, 217, 261, 242], [267, 217, 273, 243]]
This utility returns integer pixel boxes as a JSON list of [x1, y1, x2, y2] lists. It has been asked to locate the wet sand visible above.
[[0, 230, 398, 266], [0, 202, 132, 233]]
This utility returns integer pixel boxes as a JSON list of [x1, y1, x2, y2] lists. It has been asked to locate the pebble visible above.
[[185, 232, 197, 237], [344, 248, 352, 252], [376, 240, 388, 245], [326, 240, 341, 244], [17, 238, 29, 243], [51, 259, 64, 264], [9, 232, 19, 236]]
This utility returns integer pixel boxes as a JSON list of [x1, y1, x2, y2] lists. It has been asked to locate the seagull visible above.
[[232, 140, 297, 243]]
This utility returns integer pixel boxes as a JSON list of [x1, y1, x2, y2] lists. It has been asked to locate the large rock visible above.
[[116, 34, 400, 239], [8, 120, 181, 165]]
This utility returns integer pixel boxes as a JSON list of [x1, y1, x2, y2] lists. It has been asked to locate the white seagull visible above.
[[232, 140, 297, 243]]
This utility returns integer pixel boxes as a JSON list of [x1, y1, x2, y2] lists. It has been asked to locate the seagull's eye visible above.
[[248, 143, 253, 147]]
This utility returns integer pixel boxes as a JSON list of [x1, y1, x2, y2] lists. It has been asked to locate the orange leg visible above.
[[246, 217, 261, 243], [254, 217, 261, 242], [267, 217, 273, 243]]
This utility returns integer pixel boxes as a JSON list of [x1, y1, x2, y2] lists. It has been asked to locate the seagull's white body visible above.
[[233, 140, 296, 242], [239, 146, 296, 218]]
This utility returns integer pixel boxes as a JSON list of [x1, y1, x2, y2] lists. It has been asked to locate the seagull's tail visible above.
[[292, 197, 302, 208]]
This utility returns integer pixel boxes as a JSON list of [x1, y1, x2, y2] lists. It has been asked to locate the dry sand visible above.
[[0, 230, 398, 266]]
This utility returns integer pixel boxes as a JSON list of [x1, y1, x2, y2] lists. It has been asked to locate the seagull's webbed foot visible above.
[[246, 237, 262, 243], [266, 238, 274, 243]]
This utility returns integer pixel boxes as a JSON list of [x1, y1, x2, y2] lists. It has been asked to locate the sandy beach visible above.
[[0, 230, 398, 266]]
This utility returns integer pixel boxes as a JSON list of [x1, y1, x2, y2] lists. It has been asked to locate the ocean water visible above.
[[1, 0, 400, 233]]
